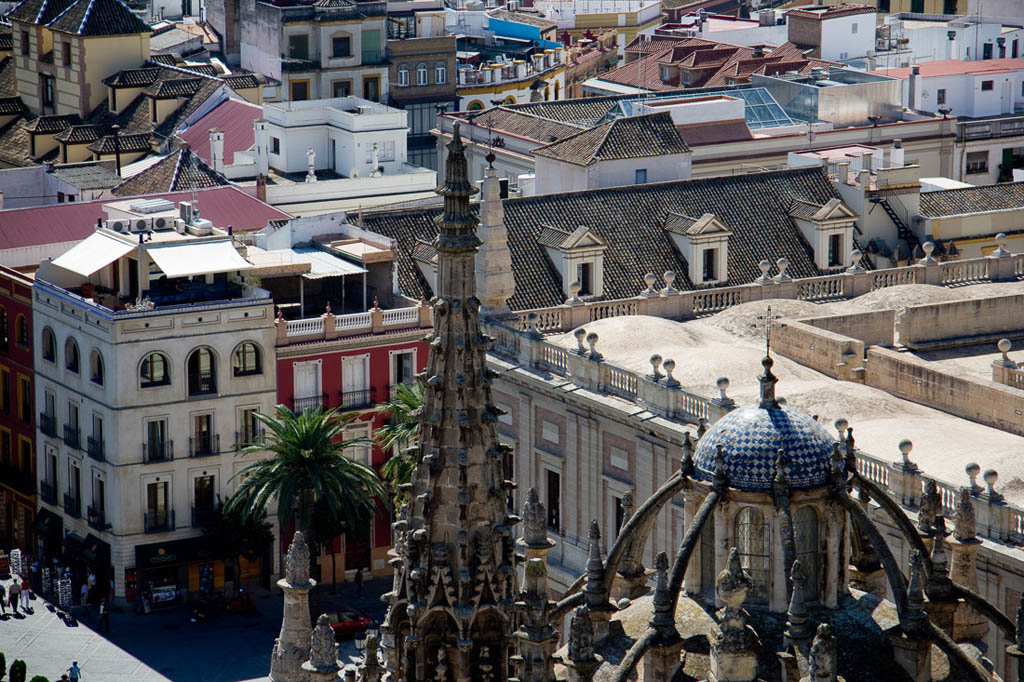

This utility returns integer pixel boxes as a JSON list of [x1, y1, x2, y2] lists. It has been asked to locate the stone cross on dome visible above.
[[756, 304, 781, 357], [756, 305, 782, 408]]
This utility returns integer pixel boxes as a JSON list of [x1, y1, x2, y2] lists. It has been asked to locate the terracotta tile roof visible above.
[[625, 35, 697, 57], [919, 182, 1024, 218], [103, 67, 162, 87], [601, 48, 678, 90], [533, 111, 689, 166], [178, 97, 261, 165], [675, 119, 753, 146], [110, 146, 227, 196], [787, 4, 876, 20], [0, 185, 290, 250], [22, 113, 81, 133], [361, 165, 839, 311], [6, 0, 75, 25], [459, 106, 583, 144], [47, 0, 150, 36]]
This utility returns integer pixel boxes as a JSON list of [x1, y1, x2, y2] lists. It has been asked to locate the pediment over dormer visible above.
[[538, 224, 608, 251], [665, 211, 733, 239], [789, 197, 857, 224]]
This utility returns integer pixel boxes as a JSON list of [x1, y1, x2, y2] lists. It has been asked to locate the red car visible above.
[[326, 608, 372, 640]]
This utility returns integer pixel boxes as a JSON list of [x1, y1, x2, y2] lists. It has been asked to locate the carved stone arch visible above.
[[418, 609, 460, 682], [469, 607, 508, 680], [794, 505, 820, 601]]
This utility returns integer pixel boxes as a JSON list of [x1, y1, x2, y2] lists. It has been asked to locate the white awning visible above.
[[50, 232, 137, 277], [292, 247, 368, 280], [147, 239, 252, 278]]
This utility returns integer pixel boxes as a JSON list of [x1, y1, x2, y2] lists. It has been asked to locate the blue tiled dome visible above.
[[694, 403, 837, 492]]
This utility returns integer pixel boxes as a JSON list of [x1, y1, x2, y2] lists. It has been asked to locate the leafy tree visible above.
[[29, 675, 49, 682], [374, 381, 424, 508], [226, 405, 383, 578], [202, 505, 274, 588], [8, 660, 24, 682], [311, 499, 347, 594]]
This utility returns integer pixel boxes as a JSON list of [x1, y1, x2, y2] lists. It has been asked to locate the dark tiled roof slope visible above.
[[111, 146, 226, 196], [0, 57, 18, 98], [53, 122, 104, 143], [144, 77, 202, 97], [533, 112, 689, 166], [103, 67, 162, 87], [0, 116, 31, 166], [362, 166, 837, 310], [87, 131, 150, 153], [505, 96, 625, 126], [0, 97, 23, 115], [48, 0, 150, 36], [919, 182, 1024, 218], [7, 0, 74, 25], [223, 74, 260, 89], [0, 30, 11, 52], [49, 161, 121, 189], [461, 106, 583, 143], [22, 113, 81, 132]]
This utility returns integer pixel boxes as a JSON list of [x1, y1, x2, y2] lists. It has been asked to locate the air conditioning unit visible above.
[[153, 217, 172, 231], [108, 220, 127, 232], [133, 219, 149, 232]]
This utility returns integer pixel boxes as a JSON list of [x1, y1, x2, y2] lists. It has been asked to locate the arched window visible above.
[[435, 62, 446, 84], [188, 348, 217, 396], [504, 95, 516, 105], [42, 327, 56, 363], [734, 506, 770, 600], [232, 342, 262, 377], [416, 63, 428, 86], [0, 307, 8, 348], [90, 350, 104, 386], [794, 506, 820, 601], [15, 315, 28, 346], [140, 352, 170, 388], [397, 65, 409, 87], [554, 80, 560, 99], [467, 100, 484, 111], [65, 338, 80, 373]]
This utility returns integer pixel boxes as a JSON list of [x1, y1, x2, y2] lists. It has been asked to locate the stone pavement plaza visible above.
[[0, 580, 386, 682]]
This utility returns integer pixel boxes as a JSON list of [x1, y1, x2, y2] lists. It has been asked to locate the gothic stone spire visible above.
[[380, 123, 519, 682]]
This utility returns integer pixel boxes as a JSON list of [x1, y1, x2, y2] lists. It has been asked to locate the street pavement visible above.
[[0, 578, 389, 682]]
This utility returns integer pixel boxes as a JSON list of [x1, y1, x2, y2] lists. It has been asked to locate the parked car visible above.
[[326, 608, 372, 640]]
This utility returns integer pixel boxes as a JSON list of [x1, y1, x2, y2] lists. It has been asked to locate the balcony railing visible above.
[[40, 480, 57, 505], [143, 440, 174, 463], [144, 509, 175, 534], [235, 428, 265, 450], [291, 394, 326, 413], [63, 424, 81, 450], [340, 388, 374, 410], [189, 434, 220, 458], [87, 436, 104, 462], [87, 505, 107, 531], [40, 412, 57, 437], [192, 505, 217, 528], [188, 370, 216, 397], [63, 493, 81, 519]]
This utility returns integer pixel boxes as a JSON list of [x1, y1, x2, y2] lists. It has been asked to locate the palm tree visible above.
[[225, 405, 384, 581], [374, 381, 424, 508]]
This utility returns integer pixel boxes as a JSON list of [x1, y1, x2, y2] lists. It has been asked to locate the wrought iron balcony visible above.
[[192, 505, 217, 528], [63, 424, 81, 449], [291, 394, 326, 413], [234, 428, 265, 451], [189, 433, 220, 458], [144, 509, 175, 533], [143, 439, 174, 463], [188, 370, 216, 397], [40, 412, 57, 437], [87, 505, 107, 531], [340, 388, 374, 410], [40, 480, 57, 505], [87, 436, 104, 462], [63, 493, 81, 518]]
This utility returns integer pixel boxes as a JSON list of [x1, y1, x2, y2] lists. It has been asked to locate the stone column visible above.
[[641, 553, 684, 682], [565, 605, 598, 682], [949, 488, 988, 643], [271, 531, 317, 682]]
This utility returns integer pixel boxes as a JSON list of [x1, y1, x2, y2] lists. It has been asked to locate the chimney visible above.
[[890, 138, 905, 167], [0, 191, 4, 210], [753, 44, 764, 57], [209, 128, 225, 172], [837, 161, 850, 185], [256, 173, 267, 203], [908, 65, 920, 110], [947, 30, 956, 60], [253, 119, 269, 176]]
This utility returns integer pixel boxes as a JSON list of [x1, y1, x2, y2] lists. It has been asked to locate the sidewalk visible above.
[[0, 578, 389, 682]]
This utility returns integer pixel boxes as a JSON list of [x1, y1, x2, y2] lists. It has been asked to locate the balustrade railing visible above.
[[286, 317, 324, 336], [382, 307, 419, 326], [796, 275, 846, 301], [940, 258, 990, 285]]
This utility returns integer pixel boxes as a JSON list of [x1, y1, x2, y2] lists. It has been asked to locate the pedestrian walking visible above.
[[0, 581, 7, 615], [30, 559, 39, 592], [8, 579, 20, 614], [354, 567, 364, 598], [80, 582, 90, 613], [19, 576, 29, 610], [66, 661, 82, 682], [98, 598, 111, 633]]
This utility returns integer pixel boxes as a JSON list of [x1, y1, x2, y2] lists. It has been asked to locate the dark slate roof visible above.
[[148, 53, 176, 65], [361, 166, 839, 311], [110, 146, 227, 196], [504, 96, 625, 126], [144, 77, 202, 98], [532, 112, 690, 166], [22, 113, 81, 133], [0, 56, 14, 98], [53, 123, 104, 143], [460, 106, 583, 144], [6, 0, 74, 26], [103, 67, 161, 87], [0, 97, 24, 115], [0, 116, 31, 166], [223, 73, 260, 90], [919, 182, 1024, 218], [49, 161, 121, 189], [48, 0, 150, 36], [87, 131, 150, 153], [0, 29, 11, 52]]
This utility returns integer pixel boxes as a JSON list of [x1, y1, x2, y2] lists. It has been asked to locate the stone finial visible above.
[[897, 439, 917, 471], [662, 270, 677, 294], [758, 259, 772, 281], [521, 487, 548, 548], [276, 307, 284, 322], [713, 444, 729, 491], [324, 302, 332, 315], [697, 416, 709, 438], [681, 432, 695, 474], [775, 257, 791, 282], [918, 479, 940, 535], [758, 355, 779, 409], [642, 272, 658, 296], [568, 605, 596, 665], [717, 377, 730, 402], [992, 233, 1010, 257], [583, 520, 609, 610], [834, 418, 849, 445], [965, 462, 983, 494], [953, 487, 977, 541], [808, 623, 838, 682], [903, 550, 927, 632], [567, 281, 583, 305], [650, 354, 664, 382], [930, 517, 949, 579], [774, 450, 789, 489], [996, 338, 1017, 368], [650, 551, 675, 635], [285, 531, 311, 585], [663, 359, 679, 387], [358, 634, 382, 682], [846, 249, 864, 273], [574, 327, 587, 355], [310, 613, 338, 670], [372, 296, 380, 311], [586, 332, 602, 361], [525, 312, 540, 337], [919, 241, 936, 264], [717, 548, 752, 610], [785, 559, 812, 642], [984, 469, 1004, 502]]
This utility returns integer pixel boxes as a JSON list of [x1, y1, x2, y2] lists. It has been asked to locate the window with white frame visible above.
[[435, 62, 446, 84], [366, 141, 395, 163], [416, 63, 428, 86], [390, 349, 416, 388], [342, 354, 370, 405], [344, 422, 372, 465], [292, 359, 323, 412], [397, 65, 409, 87]]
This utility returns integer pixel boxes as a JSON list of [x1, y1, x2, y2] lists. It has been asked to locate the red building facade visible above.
[[273, 301, 431, 579], [0, 265, 37, 556]]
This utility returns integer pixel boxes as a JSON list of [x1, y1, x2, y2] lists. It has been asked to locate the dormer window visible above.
[[788, 198, 857, 271], [539, 225, 608, 299], [664, 212, 732, 286]]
